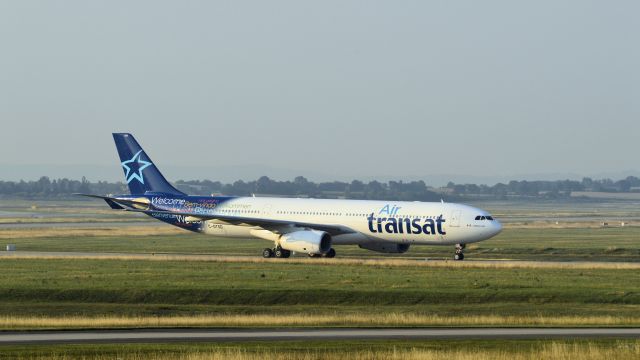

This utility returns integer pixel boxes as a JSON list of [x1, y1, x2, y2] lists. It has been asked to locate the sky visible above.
[[0, 1, 638, 185]]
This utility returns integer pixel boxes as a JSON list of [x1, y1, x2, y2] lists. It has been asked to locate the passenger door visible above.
[[262, 204, 273, 217], [449, 210, 462, 227]]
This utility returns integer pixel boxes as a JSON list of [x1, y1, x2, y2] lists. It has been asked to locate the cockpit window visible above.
[[475, 215, 495, 221]]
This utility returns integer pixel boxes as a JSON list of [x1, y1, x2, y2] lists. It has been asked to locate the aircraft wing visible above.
[[126, 208, 355, 236], [76, 194, 356, 236]]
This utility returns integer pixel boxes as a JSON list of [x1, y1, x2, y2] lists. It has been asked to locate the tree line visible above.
[[445, 176, 640, 198], [1, 175, 639, 200]]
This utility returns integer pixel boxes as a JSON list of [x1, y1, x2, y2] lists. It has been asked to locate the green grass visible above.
[[0, 258, 638, 320], [474, 227, 640, 261], [3, 226, 640, 261]]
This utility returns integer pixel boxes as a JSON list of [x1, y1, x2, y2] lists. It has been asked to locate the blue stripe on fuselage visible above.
[[148, 195, 236, 215], [113, 194, 237, 231]]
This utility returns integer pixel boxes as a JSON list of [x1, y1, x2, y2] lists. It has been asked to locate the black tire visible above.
[[282, 249, 291, 258], [262, 248, 273, 258], [274, 248, 285, 258], [324, 248, 336, 258], [454, 253, 464, 261]]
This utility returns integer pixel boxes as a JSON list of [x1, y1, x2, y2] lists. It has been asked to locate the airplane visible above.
[[78, 133, 502, 260]]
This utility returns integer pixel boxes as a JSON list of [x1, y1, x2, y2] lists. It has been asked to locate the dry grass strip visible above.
[[1, 314, 639, 330], [40, 342, 639, 360], [3, 340, 640, 359]]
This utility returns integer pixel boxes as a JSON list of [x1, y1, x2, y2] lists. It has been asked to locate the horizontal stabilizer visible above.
[[74, 194, 149, 209], [104, 198, 125, 210]]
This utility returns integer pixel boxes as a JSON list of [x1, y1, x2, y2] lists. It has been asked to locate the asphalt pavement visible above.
[[1, 328, 639, 344]]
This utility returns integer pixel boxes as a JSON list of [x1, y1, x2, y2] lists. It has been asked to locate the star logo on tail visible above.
[[121, 150, 152, 184]]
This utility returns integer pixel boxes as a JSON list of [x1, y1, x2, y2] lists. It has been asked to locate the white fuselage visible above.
[[189, 197, 502, 246]]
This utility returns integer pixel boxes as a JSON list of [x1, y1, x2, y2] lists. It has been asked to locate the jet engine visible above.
[[358, 242, 410, 253], [280, 230, 332, 254]]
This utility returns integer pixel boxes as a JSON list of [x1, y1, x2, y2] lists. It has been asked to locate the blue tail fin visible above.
[[113, 133, 185, 195]]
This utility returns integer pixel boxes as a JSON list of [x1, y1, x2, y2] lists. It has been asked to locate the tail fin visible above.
[[113, 133, 185, 195]]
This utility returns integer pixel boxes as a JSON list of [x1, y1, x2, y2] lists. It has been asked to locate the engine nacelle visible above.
[[280, 230, 332, 254], [358, 242, 410, 254]]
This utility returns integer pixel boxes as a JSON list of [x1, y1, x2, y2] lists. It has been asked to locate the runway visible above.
[[1, 328, 639, 344], [2, 250, 640, 270]]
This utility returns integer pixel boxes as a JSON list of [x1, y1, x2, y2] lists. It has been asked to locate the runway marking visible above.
[[1, 328, 639, 344]]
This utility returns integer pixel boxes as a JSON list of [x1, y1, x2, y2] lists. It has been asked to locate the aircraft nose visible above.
[[492, 220, 503, 236]]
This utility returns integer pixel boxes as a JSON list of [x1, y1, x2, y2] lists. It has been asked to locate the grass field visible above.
[[0, 257, 638, 328], [1, 199, 639, 331], [1, 340, 639, 360], [2, 225, 639, 261]]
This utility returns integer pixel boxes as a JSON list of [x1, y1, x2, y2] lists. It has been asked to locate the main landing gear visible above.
[[454, 244, 465, 261], [262, 246, 291, 258], [308, 248, 336, 258], [263, 247, 336, 259]]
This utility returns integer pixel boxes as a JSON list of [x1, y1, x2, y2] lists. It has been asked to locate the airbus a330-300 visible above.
[[79, 134, 502, 260]]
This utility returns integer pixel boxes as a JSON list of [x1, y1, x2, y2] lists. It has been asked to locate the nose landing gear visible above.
[[454, 244, 465, 261]]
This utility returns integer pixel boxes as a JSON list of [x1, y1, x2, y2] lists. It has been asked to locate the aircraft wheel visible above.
[[454, 244, 465, 261], [262, 248, 274, 258], [274, 247, 286, 258], [324, 248, 336, 258], [282, 249, 291, 258]]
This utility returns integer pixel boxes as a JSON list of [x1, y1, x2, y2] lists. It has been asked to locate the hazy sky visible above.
[[0, 1, 638, 184]]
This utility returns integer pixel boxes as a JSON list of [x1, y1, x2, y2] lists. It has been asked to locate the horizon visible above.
[[2, 165, 640, 188]]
